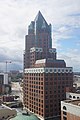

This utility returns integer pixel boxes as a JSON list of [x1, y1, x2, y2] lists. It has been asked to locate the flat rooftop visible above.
[[0, 104, 12, 110], [64, 100, 80, 106]]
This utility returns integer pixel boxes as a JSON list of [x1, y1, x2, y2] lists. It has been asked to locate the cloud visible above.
[[0, 0, 80, 71], [76, 41, 80, 46], [58, 48, 80, 71]]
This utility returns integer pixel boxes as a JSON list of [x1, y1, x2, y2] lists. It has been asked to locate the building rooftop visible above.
[[0, 104, 12, 110]]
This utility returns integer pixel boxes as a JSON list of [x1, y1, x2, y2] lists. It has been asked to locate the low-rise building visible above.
[[0, 73, 11, 94], [66, 92, 80, 100], [61, 100, 80, 120]]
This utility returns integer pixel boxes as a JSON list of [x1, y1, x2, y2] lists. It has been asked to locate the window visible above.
[[2, 117, 4, 119], [58, 69, 60, 72], [54, 69, 56, 72], [63, 106, 67, 110], [45, 82, 48, 85], [69, 95, 72, 98], [7, 115, 10, 118], [45, 96, 48, 99], [58, 77, 61, 80], [63, 116, 67, 120], [77, 97, 79, 99], [73, 96, 76, 99], [50, 69, 52, 72], [63, 111, 67, 115], [45, 69, 48, 72], [54, 77, 57, 80], [58, 73, 60, 76]]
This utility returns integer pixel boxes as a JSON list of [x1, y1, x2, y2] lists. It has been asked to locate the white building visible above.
[[66, 92, 80, 100], [0, 73, 8, 85], [61, 100, 80, 120]]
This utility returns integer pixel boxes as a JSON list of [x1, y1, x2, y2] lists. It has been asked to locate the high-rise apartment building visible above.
[[23, 11, 73, 120]]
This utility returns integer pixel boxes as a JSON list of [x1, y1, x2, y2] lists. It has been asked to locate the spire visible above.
[[34, 11, 48, 30], [34, 11, 44, 22], [35, 11, 47, 23]]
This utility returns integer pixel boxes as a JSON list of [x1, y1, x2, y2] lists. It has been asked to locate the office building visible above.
[[23, 11, 73, 120]]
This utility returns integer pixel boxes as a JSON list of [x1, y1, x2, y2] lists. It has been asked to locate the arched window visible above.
[[77, 97, 79, 99], [63, 106, 67, 110], [69, 95, 72, 98], [73, 96, 76, 99]]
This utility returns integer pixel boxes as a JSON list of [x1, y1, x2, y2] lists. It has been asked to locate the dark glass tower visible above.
[[28, 11, 52, 48]]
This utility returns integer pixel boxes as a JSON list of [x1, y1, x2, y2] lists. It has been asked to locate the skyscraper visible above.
[[23, 11, 73, 120], [24, 11, 53, 69]]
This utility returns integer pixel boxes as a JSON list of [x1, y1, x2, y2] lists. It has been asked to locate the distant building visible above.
[[73, 75, 80, 82], [23, 11, 73, 120], [61, 100, 80, 120], [3, 95, 14, 102], [0, 73, 11, 94], [9, 70, 23, 82], [0, 73, 8, 85], [10, 70, 19, 77]]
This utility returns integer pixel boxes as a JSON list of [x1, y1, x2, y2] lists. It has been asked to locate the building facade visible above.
[[23, 11, 73, 120], [61, 100, 80, 120], [66, 92, 80, 100], [0, 73, 11, 94]]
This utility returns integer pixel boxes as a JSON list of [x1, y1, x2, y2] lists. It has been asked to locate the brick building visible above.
[[23, 11, 73, 120]]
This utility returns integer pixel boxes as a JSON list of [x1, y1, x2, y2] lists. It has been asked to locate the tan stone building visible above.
[[61, 100, 80, 120]]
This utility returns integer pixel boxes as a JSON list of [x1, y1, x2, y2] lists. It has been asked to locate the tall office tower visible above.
[[24, 11, 54, 69], [23, 11, 73, 120]]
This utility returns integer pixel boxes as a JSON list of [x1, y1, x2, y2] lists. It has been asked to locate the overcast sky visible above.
[[0, 0, 80, 72]]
